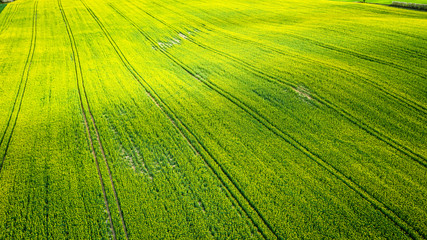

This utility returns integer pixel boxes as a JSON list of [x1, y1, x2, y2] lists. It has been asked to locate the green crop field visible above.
[[0, 0, 426, 239]]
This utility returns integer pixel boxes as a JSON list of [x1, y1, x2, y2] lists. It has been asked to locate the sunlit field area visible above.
[[0, 0, 426, 239]]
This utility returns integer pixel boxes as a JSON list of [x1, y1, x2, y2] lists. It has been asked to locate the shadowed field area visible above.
[[0, 4, 7, 14]]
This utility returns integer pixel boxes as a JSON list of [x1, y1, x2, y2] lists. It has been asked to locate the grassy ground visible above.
[[0, 0, 426, 239]]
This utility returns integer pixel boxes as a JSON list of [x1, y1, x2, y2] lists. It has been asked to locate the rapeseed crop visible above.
[[0, 0, 426, 239]]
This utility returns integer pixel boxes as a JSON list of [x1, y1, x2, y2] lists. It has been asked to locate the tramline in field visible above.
[[0, 0, 426, 239]]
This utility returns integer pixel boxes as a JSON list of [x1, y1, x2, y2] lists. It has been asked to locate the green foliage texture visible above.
[[0, 0, 426, 239], [0, 4, 6, 14]]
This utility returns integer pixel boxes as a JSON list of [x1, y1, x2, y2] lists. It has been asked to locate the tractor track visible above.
[[0, 2, 24, 146], [217, 32, 427, 115], [0, 0, 38, 177], [150, 0, 427, 116], [125, 1, 427, 169], [312, 25, 427, 59], [285, 32, 427, 80], [171, 0, 427, 80], [81, 2, 279, 239], [222, 32, 427, 116], [57, 0, 125, 239], [0, 4, 27, 148], [107, 4, 425, 239], [0, 2, 20, 37], [185, 39, 427, 168], [143, 88, 274, 240]]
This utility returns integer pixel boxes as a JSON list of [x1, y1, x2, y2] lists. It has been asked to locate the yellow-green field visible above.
[[0, 0, 426, 239]]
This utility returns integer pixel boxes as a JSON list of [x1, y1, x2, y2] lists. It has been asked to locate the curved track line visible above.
[[107, 4, 425, 239], [0, 0, 38, 177], [288, 32, 427, 80], [0, 2, 20, 37], [149, 0, 427, 116], [0, 3, 25, 148], [0, 3, 27, 145], [215, 29, 427, 115], [187, 38, 427, 167], [57, 1, 118, 239], [186, 39, 427, 168], [125, 2, 427, 169], [88, 108, 129, 240], [172, 0, 427, 80], [80, 2, 278, 239]]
